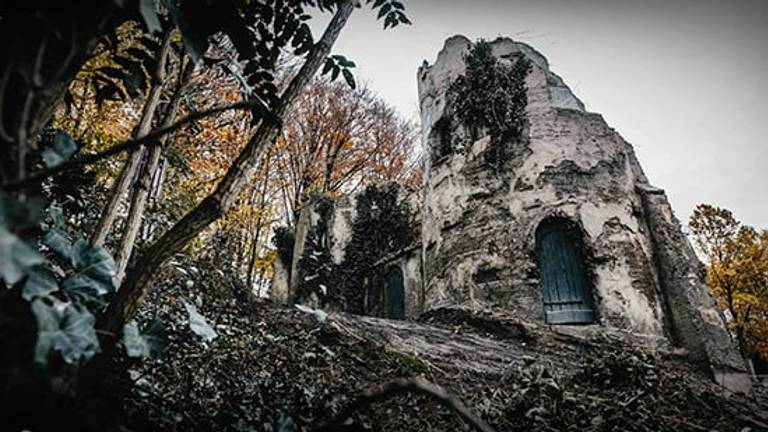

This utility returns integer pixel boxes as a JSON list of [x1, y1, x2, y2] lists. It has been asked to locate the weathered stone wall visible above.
[[638, 184, 750, 388], [418, 36, 667, 340]]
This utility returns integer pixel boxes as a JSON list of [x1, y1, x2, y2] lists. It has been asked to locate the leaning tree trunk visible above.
[[113, 60, 197, 284], [90, 29, 174, 247], [98, 0, 356, 339], [246, 150, 272, 289]]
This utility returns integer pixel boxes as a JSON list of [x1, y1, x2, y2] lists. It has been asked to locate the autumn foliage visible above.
[[50, 26, 421, 297], [273, 77, 421, 224], [689, 204, 768, 361]]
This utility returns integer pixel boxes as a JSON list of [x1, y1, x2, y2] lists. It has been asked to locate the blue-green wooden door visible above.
[[385, 266, 405, 319], [535, 220, 595, 324]]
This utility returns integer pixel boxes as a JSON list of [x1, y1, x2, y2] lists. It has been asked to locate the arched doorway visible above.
[[535, 218, 595, 324], [385, 266, 405, 319]]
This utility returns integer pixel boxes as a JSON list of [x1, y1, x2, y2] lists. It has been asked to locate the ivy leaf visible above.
[[321, 58, 334, 76], [0, 226, 44, 285], [43, 229, 72, 260], [331, 55, 355, 68], [61, 274, 108, 310], [138, 0, 163, 34], [397, 11, 412, 25], [43, 206, 72, 260], [41, 132, 78, 168], [48, 205, 67, 231], [57, 239, 115, 308], [123, 319, 168, 358], [164, 0, 209, 63], [32, 298, 100, 366], [69, 239, 116, 294], [342, 69, 356, 89], [184, 302, 217, 341], [22, 265, 59, 301], [377, 3, 392, 19], [0, 192, 43, 229]]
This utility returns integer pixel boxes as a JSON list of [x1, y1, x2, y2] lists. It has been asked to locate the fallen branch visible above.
[[311, 377, 496, 432]]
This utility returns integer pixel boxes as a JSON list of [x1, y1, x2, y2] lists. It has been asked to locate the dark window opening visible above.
[[535, 218, 595, 324], [430, 117, 452, 165], [385, 266, 405, 319]]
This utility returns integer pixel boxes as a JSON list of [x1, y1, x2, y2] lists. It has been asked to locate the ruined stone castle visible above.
[[272, 35, 750, 391]]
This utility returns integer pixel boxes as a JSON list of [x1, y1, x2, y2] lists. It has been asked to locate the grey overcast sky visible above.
[[315, 0, 768, 227]]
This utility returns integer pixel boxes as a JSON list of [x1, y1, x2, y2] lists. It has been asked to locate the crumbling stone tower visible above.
[[418, 35, 749, 389]]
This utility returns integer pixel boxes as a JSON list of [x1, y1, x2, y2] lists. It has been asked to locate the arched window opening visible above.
[[535, 218, 595, 324], [385, 266, 405, 319], [429, 117, 452, 164]]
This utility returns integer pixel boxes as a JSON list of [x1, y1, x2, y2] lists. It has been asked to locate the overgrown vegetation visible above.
[[337, 183, 412, 313], [0, 1, 412, 430], [445, 40, 531, 169], [294, 184, 412, 314], [689, 204, 768, 364], [121, 287, 766, 431], [296, 196, 336, 305]]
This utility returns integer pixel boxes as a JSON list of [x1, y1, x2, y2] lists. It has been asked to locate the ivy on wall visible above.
[[337, 184, 411, 314], [446, 40, 532, 170], [295, 197, 335, 305], [294, 184, 412, 314], [272, 226, 295, 269]]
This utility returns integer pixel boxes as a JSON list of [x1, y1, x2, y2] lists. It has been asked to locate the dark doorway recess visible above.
[[385, 266, 405, 319], [535, 218, 595, 324]]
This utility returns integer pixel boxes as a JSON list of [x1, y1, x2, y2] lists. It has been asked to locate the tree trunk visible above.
[[90, 30, 174, 247], [141, 156, 167, 241], [113, 60, 196, 284], [246, 150, 272, 288], [98, 0, 356, 338]]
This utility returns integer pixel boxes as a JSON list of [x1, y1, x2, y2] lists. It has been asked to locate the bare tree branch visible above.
[[2, 100, 267, 191], [312, 377, 496, 432]]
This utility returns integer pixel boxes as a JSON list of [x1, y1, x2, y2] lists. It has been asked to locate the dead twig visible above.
[[311, 377, 496, 432]]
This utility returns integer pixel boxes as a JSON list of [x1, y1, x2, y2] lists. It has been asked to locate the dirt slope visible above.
[[121, 285, 767, 432]]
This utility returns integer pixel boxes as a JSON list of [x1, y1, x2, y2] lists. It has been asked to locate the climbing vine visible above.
[[446, 40, 532, 169], [337, 184, 412, 313], [294, 185, 412, 313], [272, 226, 295, 269], [296, 197, 336, 305]]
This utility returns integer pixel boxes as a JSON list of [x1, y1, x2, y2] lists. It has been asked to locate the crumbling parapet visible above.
[[638, 183, 751, 392]]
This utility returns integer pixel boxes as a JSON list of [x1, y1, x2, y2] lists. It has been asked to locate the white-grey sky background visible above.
[[314, 0, 768, 227]]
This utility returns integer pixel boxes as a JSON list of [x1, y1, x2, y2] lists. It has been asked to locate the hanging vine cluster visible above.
[[295, 197, 336, 304], [337, 184, 412, 313], [446, 40, 532, 169]]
